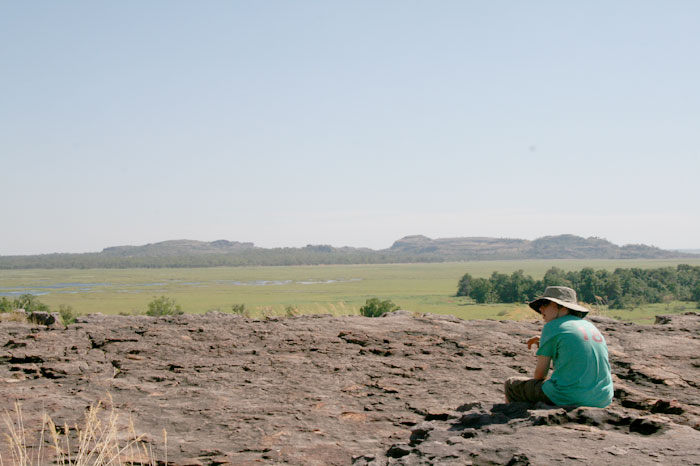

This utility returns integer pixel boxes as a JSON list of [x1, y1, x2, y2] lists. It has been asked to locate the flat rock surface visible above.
[[1, 311, 699, 465]]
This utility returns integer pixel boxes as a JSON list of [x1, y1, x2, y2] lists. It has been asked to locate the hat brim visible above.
[[528, 297, 590, 315]]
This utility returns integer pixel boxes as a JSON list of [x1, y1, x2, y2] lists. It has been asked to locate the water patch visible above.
[[215, 280, 293, 286], [40, 282, 112, 289], [0, 277, 362, 297], [0, 290, 49, 297], [297, 278, 362, 285]]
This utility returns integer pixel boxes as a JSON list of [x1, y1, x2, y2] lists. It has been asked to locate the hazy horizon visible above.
[[1, 232, 695, 257], [3, 2, 699, 256]]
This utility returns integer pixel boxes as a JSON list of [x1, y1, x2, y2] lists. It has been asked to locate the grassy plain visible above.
[[2, 259, 699, 324]]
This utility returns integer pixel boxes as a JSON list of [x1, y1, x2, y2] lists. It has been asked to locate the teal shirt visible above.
[[536, 315, 613, 407]]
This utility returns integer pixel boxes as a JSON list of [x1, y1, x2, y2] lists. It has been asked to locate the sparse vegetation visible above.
[[231, 304, 247, 315], [0, 296, 13, 313], [360, 298, 399, 317], [146, 296, 183, 316], [0, 294, 50, 314], [58, 304, 79, 325], [0, 294, 54, 319], [2, 260, 700, 325], [1, 398, 163, 465]]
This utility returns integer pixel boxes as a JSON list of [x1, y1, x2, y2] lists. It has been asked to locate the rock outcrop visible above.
[[1, 311, 699, 465]]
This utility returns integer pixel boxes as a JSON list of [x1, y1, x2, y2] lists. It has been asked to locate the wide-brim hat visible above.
[[529, 286, 590, 315]]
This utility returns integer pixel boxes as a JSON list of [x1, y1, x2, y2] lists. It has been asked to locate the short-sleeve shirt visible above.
[[536, 315, 613, 407]]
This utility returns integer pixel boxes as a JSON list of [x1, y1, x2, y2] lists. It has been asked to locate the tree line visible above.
[[0, 249, 454, 269], [457, 264, 700, 309]]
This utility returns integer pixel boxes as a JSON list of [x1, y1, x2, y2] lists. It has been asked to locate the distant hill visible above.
[[102, 239, 255, 257], [0, 235, 696, 269], [675, 248, 700, 255], [388, 234, 695, 260]]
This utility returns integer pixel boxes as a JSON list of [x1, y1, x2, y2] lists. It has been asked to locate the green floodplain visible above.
[[2, 259, 700, 325]]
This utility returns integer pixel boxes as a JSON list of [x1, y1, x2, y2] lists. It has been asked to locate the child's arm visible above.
[[527, 336, 540, 349], [534, 356, 551, 380]]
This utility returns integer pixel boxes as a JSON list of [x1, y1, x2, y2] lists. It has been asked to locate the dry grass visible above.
[[1, 396, 165, 466], [0, 313, 29, 324]]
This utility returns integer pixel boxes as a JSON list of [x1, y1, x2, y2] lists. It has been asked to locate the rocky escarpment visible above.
[[1, 312, 699, 465]]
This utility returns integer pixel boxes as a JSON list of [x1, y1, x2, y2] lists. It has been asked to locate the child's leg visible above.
[[504, 377, 552, 404]]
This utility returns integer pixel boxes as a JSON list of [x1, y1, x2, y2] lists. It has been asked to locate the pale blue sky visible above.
[[2, 1, 699, 255]]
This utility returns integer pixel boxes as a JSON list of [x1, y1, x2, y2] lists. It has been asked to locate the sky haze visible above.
[[2, 1, 699, 255]]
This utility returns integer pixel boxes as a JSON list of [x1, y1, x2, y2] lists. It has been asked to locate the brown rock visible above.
[[0, 312, 699, 465]]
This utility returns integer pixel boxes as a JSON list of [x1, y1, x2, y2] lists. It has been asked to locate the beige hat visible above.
[[529, 286, 590, 316]]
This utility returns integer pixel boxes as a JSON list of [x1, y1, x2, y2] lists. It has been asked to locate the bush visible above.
[[0, 297, 13, 313], [58, 304, 79, 325], [14, 294, 50, 313], [359, 298, 399, 317], [231, 303, 247, 315], [146, 296, 183, 316]]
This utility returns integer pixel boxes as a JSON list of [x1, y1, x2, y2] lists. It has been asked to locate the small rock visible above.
[[629, 417, 666, 435], [28, 311, 57, 326], [506, 453, 531, 465], [650, 399, 684, 415], [386, 444, 412, 458], [605, 446, 628, 456], [409, 423, 433, 446], [456, 402, 481, 412], [351, 455, 376, 465]]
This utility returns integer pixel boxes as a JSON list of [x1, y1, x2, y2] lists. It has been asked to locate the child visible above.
[[504, 286, 613, 407]]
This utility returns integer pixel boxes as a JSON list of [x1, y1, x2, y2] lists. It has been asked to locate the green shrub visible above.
[[0, 297, 13, 313], [359, 298, 399, 317], [285, 305, 300, 317], [58, 304, 79, 325], [231, 303, 247, 315], [146, 296, 183, 316], [14, 294, 50, 313]]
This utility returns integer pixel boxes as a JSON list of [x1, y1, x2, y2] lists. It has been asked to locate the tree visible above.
[[469, 278, 494, 304], [692, 283, 700, 303], [508, 270, 536, 303], [489, 272, 510, 302], [146, 296, 183, 316], [543, 267, 572, 288], [456, 273, 473, 297], [603, 275, 622, 303], [578, 268, 601, 303], [359, 298, 399, 317]]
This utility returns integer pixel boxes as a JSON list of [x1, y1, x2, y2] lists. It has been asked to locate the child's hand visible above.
[[527, 336, 540, 349]]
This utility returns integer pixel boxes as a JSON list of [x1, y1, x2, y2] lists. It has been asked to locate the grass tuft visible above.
[[1, 397, 164, 466]]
